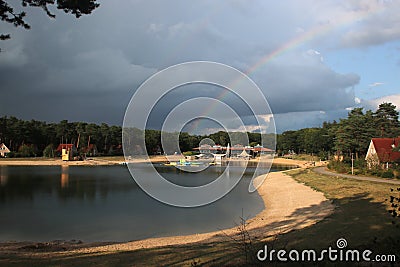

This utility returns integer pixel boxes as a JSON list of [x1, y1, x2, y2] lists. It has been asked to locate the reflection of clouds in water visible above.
[[0, 166, 8, 186], [0, 165, 266, 241], [61, 165, 69, 189]]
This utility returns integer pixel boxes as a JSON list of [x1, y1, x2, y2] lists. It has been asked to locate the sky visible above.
[[1, 0, 400, 134]]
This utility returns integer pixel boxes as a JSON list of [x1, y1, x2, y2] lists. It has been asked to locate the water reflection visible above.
[[61, 165, 69, 188], [0, 166, 134, 202], [0, 166, 8, 186], [0, 164, 296, 242]]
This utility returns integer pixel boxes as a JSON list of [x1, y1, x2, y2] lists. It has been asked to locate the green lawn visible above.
[[278, 169, 400, 251]]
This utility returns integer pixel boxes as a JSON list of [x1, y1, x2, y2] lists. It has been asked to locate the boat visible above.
[[164, 158, 211, 167]]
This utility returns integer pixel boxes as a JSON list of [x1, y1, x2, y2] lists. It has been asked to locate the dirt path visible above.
[[314, 167, 400, 185]]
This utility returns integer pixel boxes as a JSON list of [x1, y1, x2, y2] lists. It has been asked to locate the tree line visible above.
[[1, 102, 398, 158], [276, 102, 400, 160], [0, 117, 122, 157], [0, 117, 274, 157]]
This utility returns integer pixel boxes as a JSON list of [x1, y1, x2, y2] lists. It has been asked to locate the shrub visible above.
[[381, 170, 394, 179], [43, 144, 55, 158], [18, 144, 36, 157], [354, 159, 367, 169], [5, 151, 15, 158], [328, 160, 349, 174], [354, 170, 364, 175], [368, 168, 383, 177], [183, 151, 197, 156], [318, 151, 329, 161]]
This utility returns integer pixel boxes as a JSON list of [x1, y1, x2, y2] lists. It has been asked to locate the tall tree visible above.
[[334, 108, 380, 158], [374, 102, 400, 138], [277, 130, 299, 154]]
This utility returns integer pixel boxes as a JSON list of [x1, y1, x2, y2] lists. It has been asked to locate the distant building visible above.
[[253, 144, 275, 157], [56, 144, 77, 161], [193, 144, 275, 158], [0, 143, 10, 157], [365, 137, 400, 169], [194, 144, 223, 155], [230, 145, 254, 157], [237, 149, 251, 159]]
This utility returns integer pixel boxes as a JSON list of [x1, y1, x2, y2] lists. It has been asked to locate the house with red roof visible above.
[[365, 137, 400, 169]]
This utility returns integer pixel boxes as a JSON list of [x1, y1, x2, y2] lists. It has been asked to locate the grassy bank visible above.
[[278, 168, 400, 254]]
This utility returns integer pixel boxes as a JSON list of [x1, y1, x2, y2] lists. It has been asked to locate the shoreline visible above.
[[0, 160, 334, 257], [0, 155, 324, 167], [69, 170, 333, 253], [0, 156, 161, 166]]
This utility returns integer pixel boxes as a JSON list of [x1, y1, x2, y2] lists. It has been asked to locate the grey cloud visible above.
[[251, 52, 360, 114], [0, 0, 397, 132], [338, 1, 400, 47]]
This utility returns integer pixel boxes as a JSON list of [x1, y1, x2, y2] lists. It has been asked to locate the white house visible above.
[[365, 137, 400, 169], [0, 143, 11, 157]]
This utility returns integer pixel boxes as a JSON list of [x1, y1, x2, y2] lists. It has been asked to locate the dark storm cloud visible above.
[[1, 0, 399, 131]]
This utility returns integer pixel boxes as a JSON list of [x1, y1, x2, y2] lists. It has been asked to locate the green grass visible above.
[[279, 169, 400, 251], [281, 154, 318, 161]]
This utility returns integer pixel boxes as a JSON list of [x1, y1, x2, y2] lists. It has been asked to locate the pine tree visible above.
[[374, 103, 400, 138]]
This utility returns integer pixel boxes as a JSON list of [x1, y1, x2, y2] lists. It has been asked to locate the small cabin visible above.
[[56, 144, 77, 161]]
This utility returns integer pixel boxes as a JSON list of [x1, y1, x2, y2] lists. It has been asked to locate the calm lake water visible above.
[[0, 164, 294, 242]]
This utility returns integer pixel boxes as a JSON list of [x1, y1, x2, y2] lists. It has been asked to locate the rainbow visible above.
[[245, 2, 386, 76], [186, 4, 386, 133]]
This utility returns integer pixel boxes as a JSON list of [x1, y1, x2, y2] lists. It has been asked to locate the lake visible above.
[[0, 164, 294, 242]]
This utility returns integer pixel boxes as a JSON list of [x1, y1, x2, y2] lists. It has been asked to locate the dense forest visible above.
[[277, 102, 400, 160], [0, 102, 399, 158], [0, 118, 123, 157], [0, 117, 273, 157]]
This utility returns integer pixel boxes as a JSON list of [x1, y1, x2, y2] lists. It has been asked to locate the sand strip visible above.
[[0, 156, 166, 166]]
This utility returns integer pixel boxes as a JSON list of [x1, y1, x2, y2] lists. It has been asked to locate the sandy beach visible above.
[[0, 156, 166, 166], [0, 155, 326, 167]]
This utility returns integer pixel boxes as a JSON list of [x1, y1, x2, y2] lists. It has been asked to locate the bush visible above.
[[5, 151, 15, 158], [328, 160, 350, 174], [183, 151, 197, 156], [43, 144, 54, 158], [354, 159, 367, 169], [18, 144, 36, 157], [381, 170, 394, 179], [318, 151, 329, 161], [354, 170, 364, 175]]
